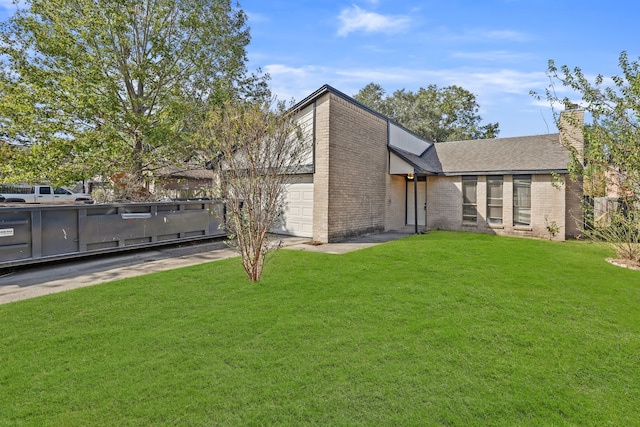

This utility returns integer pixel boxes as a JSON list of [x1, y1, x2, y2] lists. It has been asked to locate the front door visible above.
[[406, 181, 426, 226]]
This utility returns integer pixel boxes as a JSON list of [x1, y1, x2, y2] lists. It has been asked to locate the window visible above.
[[462, 176, 477, 223], [487, 176, 503, 224], [513, 175, 531, 226], [54, 188, 71, 195]]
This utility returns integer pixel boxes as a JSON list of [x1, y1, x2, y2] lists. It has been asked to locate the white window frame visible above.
[[462, 176, 478, 223], [513, 175, 532, 226], [487, 176, 503, 225]]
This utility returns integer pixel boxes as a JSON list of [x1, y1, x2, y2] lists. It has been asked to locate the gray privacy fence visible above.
[[0, 200, 226, 268]]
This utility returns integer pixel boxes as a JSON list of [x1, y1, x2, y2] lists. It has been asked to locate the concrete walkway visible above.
[[0, 231, 411, 305]]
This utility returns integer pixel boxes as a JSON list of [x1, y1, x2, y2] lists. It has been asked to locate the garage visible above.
[[274, 182, 314, 238]]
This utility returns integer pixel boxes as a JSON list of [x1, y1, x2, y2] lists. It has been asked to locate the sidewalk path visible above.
[[0, 232, 410, 305]]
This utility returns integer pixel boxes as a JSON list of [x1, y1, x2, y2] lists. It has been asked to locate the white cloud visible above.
[[261, 62, 554, 106], [337, 6, 411, 37], [483, 30, 532, 42], [451, 50, 533, 62], [263, 64, 331, 102], [455, 69, 548, 94], [335, 68, 415, 84], [264, 64, 317, 78], [259, 62, 567, 136], [530, 98, 575, 111], [434, 27, 533, 43], [334, 67, 549, 96]]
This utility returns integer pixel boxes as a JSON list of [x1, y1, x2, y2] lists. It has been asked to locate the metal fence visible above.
[[0, 200, 226, 268]]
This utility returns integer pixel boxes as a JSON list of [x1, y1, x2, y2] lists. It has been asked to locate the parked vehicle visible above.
[[0, 184, 92, 204]]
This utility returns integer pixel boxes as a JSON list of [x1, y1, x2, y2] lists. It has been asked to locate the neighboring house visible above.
[[155, 166, 216, 200], [274, 84, 584, 242]]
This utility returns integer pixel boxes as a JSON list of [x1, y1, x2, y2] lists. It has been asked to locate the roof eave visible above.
[[292, 84, 389, 122], [437, 169, 570, 176], [388, 145, 440, 175]]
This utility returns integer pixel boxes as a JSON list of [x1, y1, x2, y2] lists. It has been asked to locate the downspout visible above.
[[312, 101, 317, 173], [424, 176, 427, 232], [413, 171, 418, 234]]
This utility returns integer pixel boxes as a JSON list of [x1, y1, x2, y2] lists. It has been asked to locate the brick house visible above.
[[275, 85, 583, 242]]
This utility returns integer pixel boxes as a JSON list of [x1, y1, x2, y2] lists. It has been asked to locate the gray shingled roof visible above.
[[391, 133, 572, 176], [295, 84, 573, 176], [157, 166, 215, 180]]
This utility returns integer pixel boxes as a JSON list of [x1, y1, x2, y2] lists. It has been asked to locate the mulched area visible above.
[[606, 258, 640, 270]]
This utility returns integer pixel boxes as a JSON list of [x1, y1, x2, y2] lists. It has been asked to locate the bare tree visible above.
[[202, 99, 311, 281]]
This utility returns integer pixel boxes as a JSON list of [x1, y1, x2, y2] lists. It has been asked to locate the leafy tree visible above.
[[0, 0, 267, 192], [353, 82, 387, 113], [0, 140, 17, 171], [354, 83, 499, 142], [201, 99, 311, 282], [537, 51, 640, 263]]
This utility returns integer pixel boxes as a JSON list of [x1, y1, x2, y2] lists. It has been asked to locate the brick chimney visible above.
[[558, 106, 585, 165]]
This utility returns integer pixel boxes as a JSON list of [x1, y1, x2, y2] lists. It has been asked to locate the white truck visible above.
[[0, 185, 92, 204]]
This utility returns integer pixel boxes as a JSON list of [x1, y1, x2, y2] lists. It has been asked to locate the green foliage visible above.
[[537, 52, 640, 199], [0, 0, 267, 188], [535, 51, 640, 260], [1, 232, 639, 425], [544, 215, 561, 239], [354, 82, 499, 142]]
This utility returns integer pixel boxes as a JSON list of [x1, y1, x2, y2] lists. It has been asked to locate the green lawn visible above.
[[1, 231, 639, 426]]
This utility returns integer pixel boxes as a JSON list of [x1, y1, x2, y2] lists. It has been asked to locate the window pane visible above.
[[513, 175, 531, 226], [463, 187, 476, 203], [462, 181, 477, 203], [463, 205, 477, 217], [462, 176, 477, 222], [488, 206, 503, 224], [487, 181, 503, 199], [463, 205, 477, 222], [514, 186, 531, 207], [514, 208, 531, 225], [487, 176, 503, 224]]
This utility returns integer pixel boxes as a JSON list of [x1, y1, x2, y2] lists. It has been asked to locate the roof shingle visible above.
[[391, 133, 571, 176]]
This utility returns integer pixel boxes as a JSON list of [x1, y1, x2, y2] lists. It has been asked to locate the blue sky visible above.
[[1, 0, 638, 137], [240, 0, 639, 137]]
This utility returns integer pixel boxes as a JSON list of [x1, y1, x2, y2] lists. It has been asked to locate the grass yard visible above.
[[1, 231, 639, 426]]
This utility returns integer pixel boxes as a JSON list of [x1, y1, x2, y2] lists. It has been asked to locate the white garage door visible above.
[[274, 183, 314, 238]]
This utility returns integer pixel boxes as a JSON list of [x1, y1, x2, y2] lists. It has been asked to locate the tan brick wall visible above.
[[559, 109, 585, 238], [503, 175, 514, 233], [476, 176, 487, 230], [425, 173, 572, 240], [312, 95, 331, 242], [426, 176, 462, 230], [310, 90, 582, 242], [385, 174, 407, 231], [565, 176, 584, 238], [559, 109, 585, 163], [323, 94, 388, 241], [530, 174, 565, 240]]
